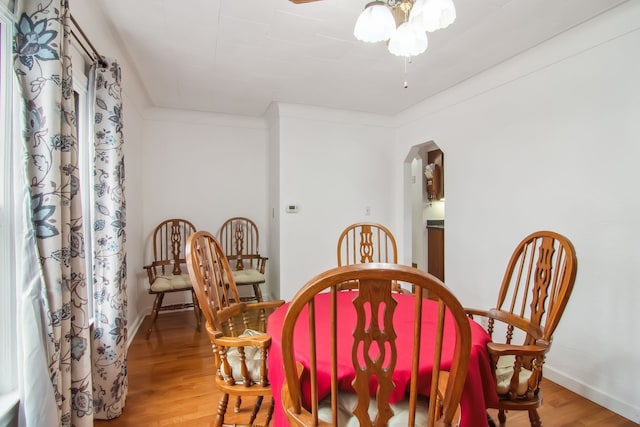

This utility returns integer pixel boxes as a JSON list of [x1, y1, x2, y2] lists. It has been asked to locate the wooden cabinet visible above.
[[427, 226, 444, 281], [425, 149, 444, 200]]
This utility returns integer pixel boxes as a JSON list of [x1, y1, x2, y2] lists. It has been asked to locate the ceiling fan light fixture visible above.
[[410, 0, 456, 32], [388, 21, 428, 57], [354, 1, 397, 43], [349, 0, 454, 86]]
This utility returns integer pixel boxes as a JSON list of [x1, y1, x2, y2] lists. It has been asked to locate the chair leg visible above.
[[265, 398, 274, 426], [253, 283, 263, 302], [528, 409, 542, 427], [249, 396, 263, 426], [498, 409, 507, 425], [234, 396, 242, 413], [191, 290, 202, 332], [238, 283, 260, 302], [146, 293, 164, 339], [214, 393, 229, 427]]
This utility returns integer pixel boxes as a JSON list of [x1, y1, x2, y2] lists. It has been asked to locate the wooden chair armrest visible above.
[[144, 260, 187, 282], [217, 303, 248, 320], [143, 264, 155, 283], [257, 255, 268, 274], [244, 300, 285, 311], [232, 254, 268, 274], [144, 260, 175, 269], [211, 301, 284, 336], [143, 261, 168, 283], [464, 307, 491, 318], [490, 310, 544, 339], [214, 333, 272, 348], [243, 300, 285, 331], [487, 342, 549, 357], [465, 308, 544, 339]]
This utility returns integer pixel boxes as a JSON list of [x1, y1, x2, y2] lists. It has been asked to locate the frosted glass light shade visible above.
[[410, 0, 456, 32], [354, 1, 396, 43], [387, 21, 428, 57]]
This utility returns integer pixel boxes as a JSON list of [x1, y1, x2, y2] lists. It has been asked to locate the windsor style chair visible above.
[[465, 230, 578, 427], [186, 230, 284, 427], [143, 218, 201, 339], [219, 217, 268, 302]]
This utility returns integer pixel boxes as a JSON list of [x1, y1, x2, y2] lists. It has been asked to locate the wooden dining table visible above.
[[267, 290, 498, 426]]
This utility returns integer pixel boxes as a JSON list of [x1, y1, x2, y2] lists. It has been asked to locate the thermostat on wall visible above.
[[285, 204, 299, 213]]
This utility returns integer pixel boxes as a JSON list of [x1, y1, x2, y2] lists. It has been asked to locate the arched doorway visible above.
[[404, 141, 445, 278]]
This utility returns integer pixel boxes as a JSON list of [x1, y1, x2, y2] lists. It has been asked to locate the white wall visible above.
[[275, 104, 396, 300], [61, 3, 274, 336], [140, 108, 270, 306], [394, 2, 640, 422], [265, 103, 282, 300]]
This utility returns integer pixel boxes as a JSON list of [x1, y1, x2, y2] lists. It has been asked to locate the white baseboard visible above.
[[127, 311, 147, 349], [544, 366, 640, 423]]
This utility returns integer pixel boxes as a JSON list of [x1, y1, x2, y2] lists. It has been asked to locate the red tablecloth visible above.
[[267, 291, 498, 426]]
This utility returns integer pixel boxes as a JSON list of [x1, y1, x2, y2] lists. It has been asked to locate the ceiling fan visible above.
[[287, 0, 456, 55], [288, 0, 457, 86]]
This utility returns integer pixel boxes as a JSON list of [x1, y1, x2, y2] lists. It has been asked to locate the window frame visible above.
[[0, 0, 19, 421], [72, 53, 96, 321]]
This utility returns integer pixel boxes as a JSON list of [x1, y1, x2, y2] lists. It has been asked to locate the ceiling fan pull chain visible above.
[[403, 56, 410, 88]]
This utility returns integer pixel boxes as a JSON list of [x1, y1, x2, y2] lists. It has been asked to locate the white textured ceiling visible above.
[[96, 0, 627, 117]]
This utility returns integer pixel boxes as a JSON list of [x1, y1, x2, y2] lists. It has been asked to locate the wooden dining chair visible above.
[[465, 230, 578, 427], [337, 222, 408, 293], [143, 218, 201, 339], [281, 263, 472, 427], [337, 222, 398, 266], [218, 217, 268, 302], [186, 230, 284, 427]]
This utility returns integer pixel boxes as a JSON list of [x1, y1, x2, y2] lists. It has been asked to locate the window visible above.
[[0, 1, 19, 421], [72, 53, 96, 320]]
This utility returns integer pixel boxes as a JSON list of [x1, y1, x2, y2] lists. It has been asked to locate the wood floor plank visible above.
[[95, 311, 638, 427]]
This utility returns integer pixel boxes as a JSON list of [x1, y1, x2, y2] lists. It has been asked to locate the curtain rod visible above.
[[70, 14, 108, 67]]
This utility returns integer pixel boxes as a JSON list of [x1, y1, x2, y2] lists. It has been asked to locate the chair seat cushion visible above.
[[232, 269, 265, 285], [317, 392, 430, 426], [150, 274, 192, 292], [223, 329, 264, 385], [495, 355, 533, 396]]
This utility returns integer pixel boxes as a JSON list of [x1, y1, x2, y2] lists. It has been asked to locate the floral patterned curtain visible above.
[[90, 58, 128, 419], [13, 0, 94, 426], [13, 0, 128, 425]]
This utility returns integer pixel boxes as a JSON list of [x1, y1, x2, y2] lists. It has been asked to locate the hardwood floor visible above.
[[95, 311, 638, 427]]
